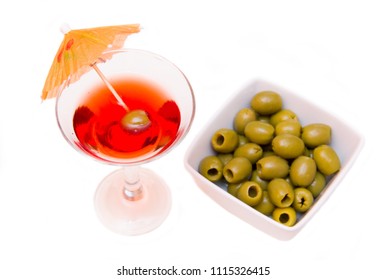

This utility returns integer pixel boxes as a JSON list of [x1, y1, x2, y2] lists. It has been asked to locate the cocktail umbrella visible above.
[[41, 23, 140, 110]]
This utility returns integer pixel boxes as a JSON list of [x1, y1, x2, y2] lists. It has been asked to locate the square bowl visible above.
[[184, 79, 364, 240]]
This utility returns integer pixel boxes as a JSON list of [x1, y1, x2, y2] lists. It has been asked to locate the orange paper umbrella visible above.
[[42, 23, 140, 101]]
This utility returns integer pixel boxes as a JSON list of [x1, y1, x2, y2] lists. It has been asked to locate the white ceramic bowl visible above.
[[184, 79, 364, 240]]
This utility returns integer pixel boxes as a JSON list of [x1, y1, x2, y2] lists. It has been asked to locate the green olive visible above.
[[302, 123, 332, 148], [234, 143, 263, 164], [244, 121, 275, 145], [223, 157, 252, 183], [256, 155, 289, 180], [217, 153, 233, 166], [227, 182, 242, 196], [313, 145, 341, 175], [250, 170, 269, 190], [289, 156, 317, 187], [272, 134, 305, 159], [199, 155, 224, 182], [256, 115, 271, 124], [267, 178, 294, 208], [307, 171, 326, 198], [233, 108, 257, 134], [251, 91, 282, 115], [292, 188, 314, 213], [236, 181, 263, 206], [211, 128, 239, 153], [121, 109, 151, 131], [262, 150, 276, 158], [272, 207, 297, 227], [275, 119, 302, 137], [238, 135, 249, 146], [270, 109, 297, 127], [254, 191, 275, 216]]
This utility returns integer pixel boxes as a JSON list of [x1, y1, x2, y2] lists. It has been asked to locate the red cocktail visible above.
[[73, 77, 181, 162]]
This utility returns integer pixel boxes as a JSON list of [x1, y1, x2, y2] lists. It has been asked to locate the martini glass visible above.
[[56, 49, 195, 235]]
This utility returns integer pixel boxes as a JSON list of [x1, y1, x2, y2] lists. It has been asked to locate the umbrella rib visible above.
[[91, 63, 129, 111]]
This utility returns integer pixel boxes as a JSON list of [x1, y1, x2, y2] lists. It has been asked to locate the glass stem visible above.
[[123, 166, 143, 201]]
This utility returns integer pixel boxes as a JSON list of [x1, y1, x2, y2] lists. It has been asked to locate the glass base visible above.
[[94, 167, 172, 236]]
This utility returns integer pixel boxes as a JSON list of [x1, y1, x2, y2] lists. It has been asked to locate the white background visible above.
[[0, 0, 384, 279]]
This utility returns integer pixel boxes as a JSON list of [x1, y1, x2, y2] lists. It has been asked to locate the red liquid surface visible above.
[[73, 77, 181, 162]]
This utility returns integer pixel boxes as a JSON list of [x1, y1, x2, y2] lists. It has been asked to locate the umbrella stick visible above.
[[91, 63, 129, 111]]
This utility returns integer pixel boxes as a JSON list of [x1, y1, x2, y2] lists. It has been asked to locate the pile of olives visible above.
[[198, 91, 341, 227]]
